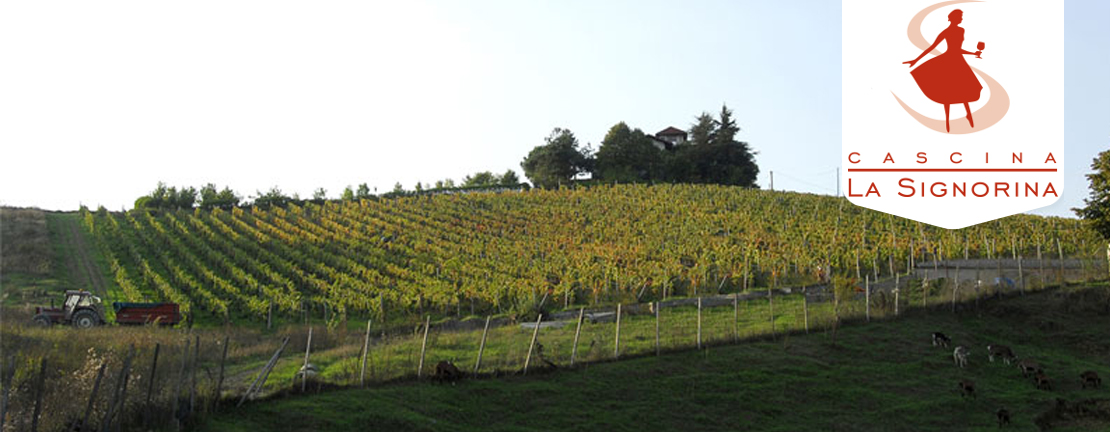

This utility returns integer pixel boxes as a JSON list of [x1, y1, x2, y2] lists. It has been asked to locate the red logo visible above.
[[893, 1, 1009, 134]]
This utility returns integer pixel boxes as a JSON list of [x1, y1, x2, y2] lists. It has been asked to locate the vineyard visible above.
[[80, 184, 1102, 325]]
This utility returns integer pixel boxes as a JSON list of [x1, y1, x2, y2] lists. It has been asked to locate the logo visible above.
[[893, 1, 1009, 134], [842, 0, 1063, 229]]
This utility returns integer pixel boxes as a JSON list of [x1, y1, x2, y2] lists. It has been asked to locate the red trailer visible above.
[[113, 302, 182, 325]]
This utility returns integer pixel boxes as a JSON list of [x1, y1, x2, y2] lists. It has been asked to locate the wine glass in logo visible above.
[[892, 1, 1009, 135]]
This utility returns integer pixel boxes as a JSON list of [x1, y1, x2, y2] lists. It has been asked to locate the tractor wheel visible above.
[[32, 314, 52, 327], [72, 310, 101, 329]]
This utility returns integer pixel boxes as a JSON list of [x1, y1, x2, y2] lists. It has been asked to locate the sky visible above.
[[1, 0, 1106, 218]]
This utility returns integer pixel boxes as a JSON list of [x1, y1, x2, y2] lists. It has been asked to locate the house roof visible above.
[[656, 127, 687, 137]]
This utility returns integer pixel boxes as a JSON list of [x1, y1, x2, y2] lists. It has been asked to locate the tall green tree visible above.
[[341, 186, 356, 201], [462, 171, 499, 187], [199, 183, 240, 209], [1076, 149, 1110, 240], [521, 128, 592, 188], [594, 122, 663, 183], [667, 104, 759, 187], [499, 169, 520, 186], [356, 183, 372, 199]]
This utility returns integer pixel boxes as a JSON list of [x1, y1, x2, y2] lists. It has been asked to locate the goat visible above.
[[958, 379, 976, 399], [1080, 370, 1101, 389], [932, 332, 951, 348], [987, 344, 1016, 365], [1017, 359, 1043, 378], [996, 408, 1011, 428], [1034, 371, 1052, 390], [433, 360, 463, 384], [953, 346, 970, 368]]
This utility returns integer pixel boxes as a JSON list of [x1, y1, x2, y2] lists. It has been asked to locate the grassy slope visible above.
[[201, 285, 1110, 432]]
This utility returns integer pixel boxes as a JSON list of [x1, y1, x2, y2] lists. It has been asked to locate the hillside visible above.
[[200, 284, 1110, 432], [73, 184, 1099, 327]]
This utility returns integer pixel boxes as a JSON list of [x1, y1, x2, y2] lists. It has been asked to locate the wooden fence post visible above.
[[614, 304, 622, 359], [417, 317, 429, 379], [655, 302, 661, 356], [570, 309, 583, 366], [697, 297, 703, 349], [30, 358, 47, 432], [732, 294, 739, 342], [894, 288, 900, 316], [1018, 254, 1025, 295], [523, 314, 543, 375], [1057, 237, 1065, 284], [238, 337, 290, 407], [951, 279, 959, 313], [922, 274, 929, 310], [82, 362, 107, 430], [803, 288, 809, 333], [146, 343, 160, 407], [475, 316, 492, 374], [101, 346, 135, 432], [865, 275, 870, 322], [190, 335, 199, 418], [300, 327, 313, 392], [214, 336, 229, 410], [170, 338, 189, 428], [359, 320, 372, 386]]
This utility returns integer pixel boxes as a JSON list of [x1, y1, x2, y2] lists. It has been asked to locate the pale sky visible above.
[[1, 0, 1107, 217]]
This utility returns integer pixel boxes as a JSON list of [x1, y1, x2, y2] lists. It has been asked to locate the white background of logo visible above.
[[842, 0, 1064, 229]]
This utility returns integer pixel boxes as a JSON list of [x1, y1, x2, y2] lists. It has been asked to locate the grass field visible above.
[[200, 284, 1110, 432]]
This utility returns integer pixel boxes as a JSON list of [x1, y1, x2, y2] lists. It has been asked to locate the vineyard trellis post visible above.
[[570, 309, 583, 366], [614, 304, 622, 359], [214, 336, 229, 410], [417, 318, 429, 379], [523, 314, 542, 375], [922, 274, 929, 310], [475, 316, 492, 374], [360, 320, 372, 386], [803, 288, 809, 333], [1038, 243, 1045, 287], [697, 297, 703, 350], [302, 328, 313, 392], [769, 273, 776, 339], [865, 275, 870, 322], [1057, 237, 1064, 284], [1018, 254, 1025, 295], [101, 346, 135, 432], [655, 302, 661, 356], [82, 362, 107, 430], [951, 277, 959, 313], [733, 294, 739, 342], [894, 288, 900, 316]]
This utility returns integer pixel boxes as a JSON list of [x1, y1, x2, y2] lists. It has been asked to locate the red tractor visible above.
[[32, 290, 108, 328], [32, 290, 183, 328]]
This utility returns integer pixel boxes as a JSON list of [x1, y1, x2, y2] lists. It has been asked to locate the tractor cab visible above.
[[33, 290, 107, 328]]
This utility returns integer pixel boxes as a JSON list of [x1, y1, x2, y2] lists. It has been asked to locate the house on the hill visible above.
[[649, 127, 688, 150]]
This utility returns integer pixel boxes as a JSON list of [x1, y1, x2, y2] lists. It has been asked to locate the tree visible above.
[[312, 188, 328, 200], [391, 182, 405, 194], [594, 122, 663, 183], [251, 186, 290, 209], [341, 186, 355, 201], [415, 183, 424, 192], [666, 104, 759, 187], [500, 170, 520, 186], [1076, 149, 1110, 240], [462, 171, 498, 187], [356, 183, 372, 199], [199, 183, 240, 209], [135, 182, 197, 210], [521, 128, 592, 188]]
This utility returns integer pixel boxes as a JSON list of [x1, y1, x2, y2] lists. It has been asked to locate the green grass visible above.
[[200, 285, 1110, 432]]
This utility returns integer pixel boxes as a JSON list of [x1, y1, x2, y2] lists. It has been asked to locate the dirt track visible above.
[[58, 214, 109, 297]]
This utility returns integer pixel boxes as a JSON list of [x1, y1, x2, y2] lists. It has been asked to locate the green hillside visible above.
[[200, 284, 1110, 432], [74, 184, 1099, 326]]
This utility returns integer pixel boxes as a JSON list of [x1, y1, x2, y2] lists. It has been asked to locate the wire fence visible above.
[[1, 257, 1107, 431]]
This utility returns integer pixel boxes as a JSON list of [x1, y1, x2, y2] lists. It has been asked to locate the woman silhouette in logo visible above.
[[903, 9, 983, 133]]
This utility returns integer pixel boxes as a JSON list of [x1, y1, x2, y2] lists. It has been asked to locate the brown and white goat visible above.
[[953, 346, 970, 368], [987, 344, 1016, 365]]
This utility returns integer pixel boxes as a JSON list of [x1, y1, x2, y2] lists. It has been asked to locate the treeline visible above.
[[521, 104, 760, 189], [133, 171, 526, 211]]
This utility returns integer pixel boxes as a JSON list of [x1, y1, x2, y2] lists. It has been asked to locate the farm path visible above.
[[58, 214, 109, 297]]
